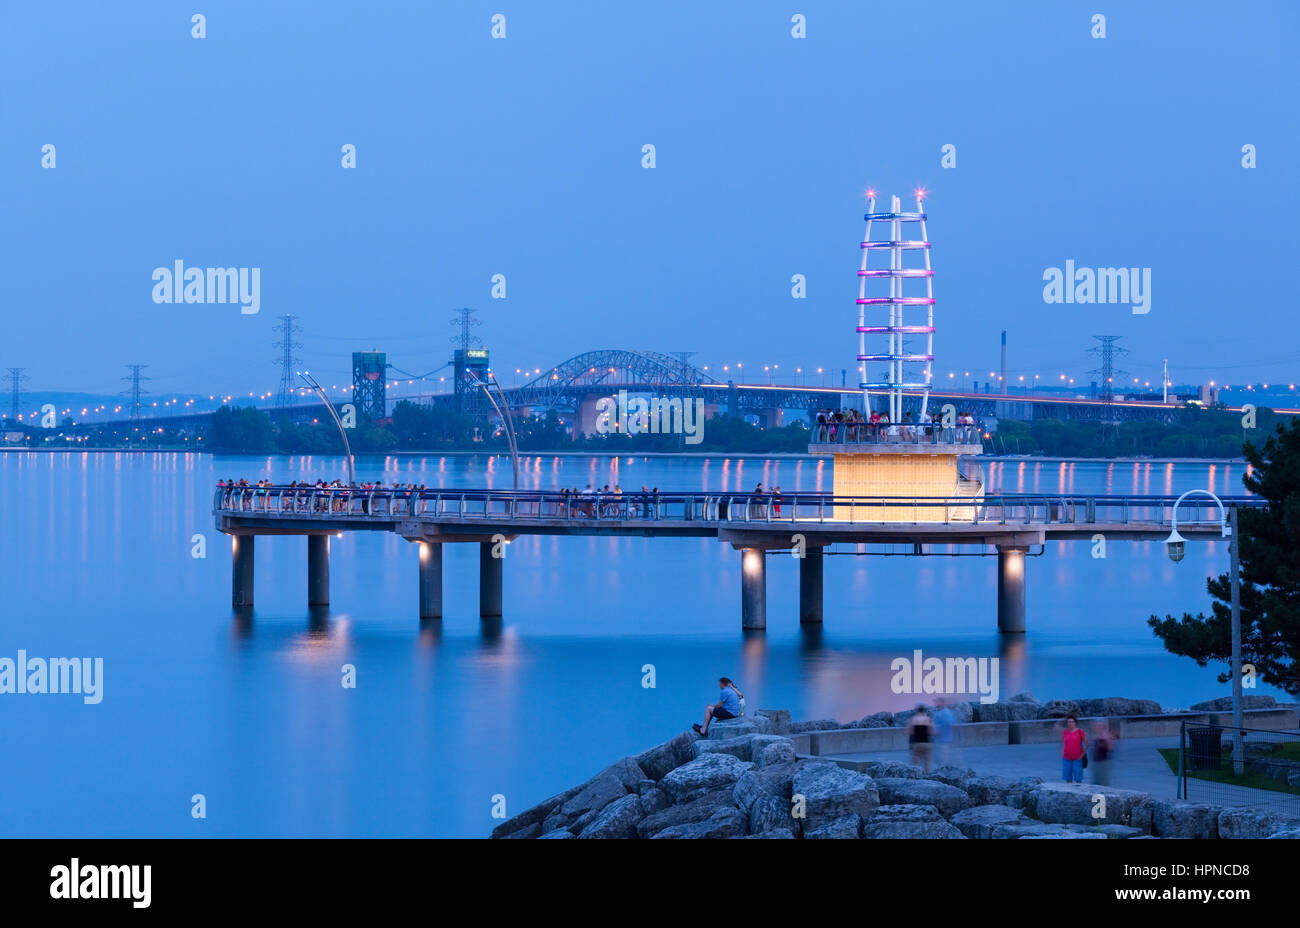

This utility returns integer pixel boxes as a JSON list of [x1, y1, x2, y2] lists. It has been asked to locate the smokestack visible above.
[[1000, 330, 1008, 395]]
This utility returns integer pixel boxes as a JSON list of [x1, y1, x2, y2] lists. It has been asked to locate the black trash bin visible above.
[[1188, 727, 1222, 771]]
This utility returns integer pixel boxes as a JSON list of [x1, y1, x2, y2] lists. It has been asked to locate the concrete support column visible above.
[[741, 548, 766, 630], [480, 542, 503, 618], [232, 534, 255, 608], [799, 547, 823, 624], [308, 535, 330, 606], [419, 542, 443, 619], [997, 546, 1027, 633]]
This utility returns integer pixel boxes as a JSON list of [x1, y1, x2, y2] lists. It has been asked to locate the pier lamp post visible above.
[[1165, 488, 1244, 774], [298, 371, 354, 486], [471, 371, 519, 490]]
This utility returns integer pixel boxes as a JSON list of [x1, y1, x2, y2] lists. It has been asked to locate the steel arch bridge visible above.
[[508, 349, 720, 410]]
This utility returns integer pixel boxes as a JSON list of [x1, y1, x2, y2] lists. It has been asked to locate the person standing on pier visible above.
[[693, 677, 744, 736]]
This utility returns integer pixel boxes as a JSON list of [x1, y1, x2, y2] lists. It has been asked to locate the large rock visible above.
[[949, 804, 1032, 839], [650, 806, 748, 839], [637, 787, 739, 838], [992, 822, 1093, 839], [660, 752, 754, 801], [734, 763, 796, 836], [805, 814, 863, 839], [639, 788, 671, 816], [1027, 783, 1150, 827], [926, 765, 977, 787], [758, 740, 797, 768], [862, 819, 965, 839], [579, 794, 645, 839], [1037, 699, 1082, 719], [491, 780, 586, 838], [538, 828, 574, 839], [872, 778, 972, 818], [972, 700, 1042, 723], [501, 822, 542, 839], [847, 712, 894, 729], [755, 709, 792, 734], [860, 761, 924, 779], [960, 774, 1029, 806], [1075, 697, 1163, 717], [869, 804, 943, 823], [558, 771, 628, 820], [634, 732, 701, 780], [707, 716, 774, 739], [793, 762, 880, 833], [1151, 801, 1219, 839], [693, 733, 791, 764], [789, 719, 841, 733], [1218, 808, 1296, 839], [1267, 826, 1300, 839], [741, 829, 796, 839], [1190, 695, 1277, 711]]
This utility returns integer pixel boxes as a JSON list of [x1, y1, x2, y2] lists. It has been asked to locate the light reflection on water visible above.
[[0, 451, 1274, 838]]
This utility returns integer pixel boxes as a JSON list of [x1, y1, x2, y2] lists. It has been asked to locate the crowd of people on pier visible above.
[[217, 478, 434, 514], [813, 407, 978, 443], [217, 478, 791, 521]]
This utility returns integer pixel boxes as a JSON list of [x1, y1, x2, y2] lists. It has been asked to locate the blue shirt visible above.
[[718, 685, 741, 715], [934, 707, 954, 743]]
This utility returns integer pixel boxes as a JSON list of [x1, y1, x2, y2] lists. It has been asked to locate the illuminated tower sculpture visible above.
[[858, 191, 934, 422], [810, 191, 983, 521]]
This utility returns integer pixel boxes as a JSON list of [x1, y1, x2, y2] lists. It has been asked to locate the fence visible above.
[[1177, 721, 1300, 817]]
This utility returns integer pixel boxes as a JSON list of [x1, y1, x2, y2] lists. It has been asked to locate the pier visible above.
[[213, 485, 1256, 632]]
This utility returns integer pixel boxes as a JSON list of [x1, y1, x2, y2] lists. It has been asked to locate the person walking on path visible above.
[[1060, 714, 1088, 783], [693, 677, 744, 736], [1090, 719, 1117, 786], [907, 705, 935, 773], [933, 697, 957, 767]]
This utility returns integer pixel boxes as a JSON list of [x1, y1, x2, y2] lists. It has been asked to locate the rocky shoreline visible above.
[[491, 694, 1300, 840]]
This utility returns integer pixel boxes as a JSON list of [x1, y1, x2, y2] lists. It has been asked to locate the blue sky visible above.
[[2, 0, 1297, 402]]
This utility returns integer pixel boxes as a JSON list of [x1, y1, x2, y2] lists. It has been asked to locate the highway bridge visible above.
[[213, 484, 1257, 633], [47, 348, 1296, 438]]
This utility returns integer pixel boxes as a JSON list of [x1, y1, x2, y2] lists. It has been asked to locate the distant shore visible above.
[[0, 447, 1249, 465]]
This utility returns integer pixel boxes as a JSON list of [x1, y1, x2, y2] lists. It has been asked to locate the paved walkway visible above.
[[825, 734, 1300, 812]]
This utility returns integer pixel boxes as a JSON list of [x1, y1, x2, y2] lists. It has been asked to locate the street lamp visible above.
[[470, 371, 519, 490], [298, 371, 354, 485], [1165, 488, 1244, 773]]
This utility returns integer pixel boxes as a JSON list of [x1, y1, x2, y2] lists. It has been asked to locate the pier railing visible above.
[[213, 485, 1259, 527], [809, 423, 983, 446]]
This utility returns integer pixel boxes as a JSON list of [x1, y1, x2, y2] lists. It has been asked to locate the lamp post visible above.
[[471, 371, 519, 490], [298, 371, 354, 485], [1164, 488, 1243, 773]]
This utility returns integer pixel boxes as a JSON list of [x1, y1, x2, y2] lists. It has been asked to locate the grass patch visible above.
[[1157, 746, 1300, 796]]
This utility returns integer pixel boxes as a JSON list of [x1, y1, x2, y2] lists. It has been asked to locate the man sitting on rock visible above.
[[693, 677, 743, 736]]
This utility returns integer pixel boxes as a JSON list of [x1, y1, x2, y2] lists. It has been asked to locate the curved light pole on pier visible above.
[[1164, 488, 1244, 774], [471, 371, 519, 490], [298, 370, 355, 486]]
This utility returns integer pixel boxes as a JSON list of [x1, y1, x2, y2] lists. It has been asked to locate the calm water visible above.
[[0, 451, 1280, 838]]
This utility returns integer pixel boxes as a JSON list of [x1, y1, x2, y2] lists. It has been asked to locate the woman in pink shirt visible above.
[[1061, 714, 1088, 783]]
